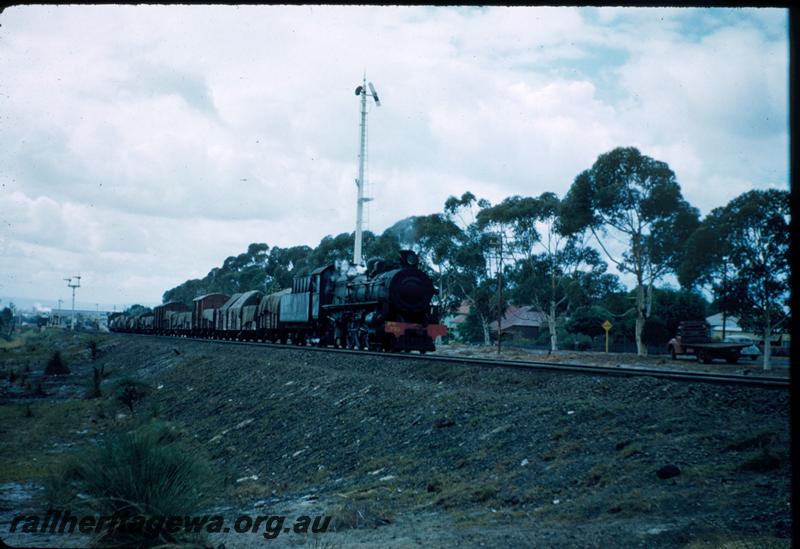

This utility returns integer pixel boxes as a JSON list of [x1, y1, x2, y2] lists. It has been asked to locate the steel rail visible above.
[[117, 332, 790, 389]]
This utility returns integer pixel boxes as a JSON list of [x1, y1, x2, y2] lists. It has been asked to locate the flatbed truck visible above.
[[667, 320, 749, 364]]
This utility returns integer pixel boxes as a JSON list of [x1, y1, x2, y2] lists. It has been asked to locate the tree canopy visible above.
[[561, 147, 700, 355], [154, 148, 786, 365], [681, 189, 789, 369]]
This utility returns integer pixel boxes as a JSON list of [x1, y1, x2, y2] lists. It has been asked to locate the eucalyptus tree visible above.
[[677, 207, 738, 336], [413, 213, 463, 315], [163, 242, 314, 303], [687, 189, 789, 369], [439, 192, 499, 345], [1, 307, 16, 339], [264, 245, 313, 290], [561, 147, 700, 356], [476, 192, 602, 352]]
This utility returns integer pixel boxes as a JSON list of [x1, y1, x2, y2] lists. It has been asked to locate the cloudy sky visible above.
[[0, 6, 789, 309]]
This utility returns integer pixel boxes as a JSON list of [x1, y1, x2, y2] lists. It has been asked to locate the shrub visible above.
[[44, 351, 70, 375], [533, 331, 551, 346], [88, 340, 99, 360], [574, 333, 593, 351], [86, 366, 105, 399], [642, 317, 671, 347], [533, 327, 570, 348], [115, 379, 151, 413], [740, 447, 782, 473], [46, 420, 215, 548], [566, 306, 613, 338]]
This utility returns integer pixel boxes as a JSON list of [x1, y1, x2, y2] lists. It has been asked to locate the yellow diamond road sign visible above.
[[602, 320, 612, 331]]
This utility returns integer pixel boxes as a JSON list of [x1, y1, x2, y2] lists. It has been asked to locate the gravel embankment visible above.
[[1, 333, 792, 548]]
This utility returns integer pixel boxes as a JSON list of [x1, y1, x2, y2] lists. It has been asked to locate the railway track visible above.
[[118, 333, 790, 389]]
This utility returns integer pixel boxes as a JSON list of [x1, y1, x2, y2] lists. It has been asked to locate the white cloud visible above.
[[0, 6, 789, 305]]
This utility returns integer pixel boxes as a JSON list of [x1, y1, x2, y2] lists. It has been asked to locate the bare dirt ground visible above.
[[432, 342, 791, 377], [0, 330, 792, 548]]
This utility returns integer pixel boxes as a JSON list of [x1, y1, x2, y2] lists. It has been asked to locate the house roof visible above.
[[489, 305, 546, 331], [442, 299, 472, 325], [705, 313, 742, 332]]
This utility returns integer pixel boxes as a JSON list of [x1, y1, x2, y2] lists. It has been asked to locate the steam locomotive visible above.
[[109, 250, 447, 353]]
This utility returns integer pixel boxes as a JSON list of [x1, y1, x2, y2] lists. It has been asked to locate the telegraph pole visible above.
[[64, 276, 81, 330], [496, 233, 503, 356]]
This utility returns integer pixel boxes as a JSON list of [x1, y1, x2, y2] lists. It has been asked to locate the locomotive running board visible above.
[[321, 301, 381, 310], [384, 321, 448, 339]]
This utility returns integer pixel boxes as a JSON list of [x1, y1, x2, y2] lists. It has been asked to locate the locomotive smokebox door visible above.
[[389, 270, 435, 314]]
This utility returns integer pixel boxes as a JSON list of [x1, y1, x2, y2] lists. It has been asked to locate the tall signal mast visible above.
[[353, 75, 380, 266], [64, 275, 81, 330]]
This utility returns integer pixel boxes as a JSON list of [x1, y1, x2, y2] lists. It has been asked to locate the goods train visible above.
[[109, 250, 447, 353]]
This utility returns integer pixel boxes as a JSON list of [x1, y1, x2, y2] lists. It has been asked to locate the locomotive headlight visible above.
[[399, 249, 419, 268]]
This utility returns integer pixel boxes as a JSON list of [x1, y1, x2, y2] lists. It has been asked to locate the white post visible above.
[[354, 75, 368, 266], [71, 286, 75, 329], [65, 276, 80, 330]]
